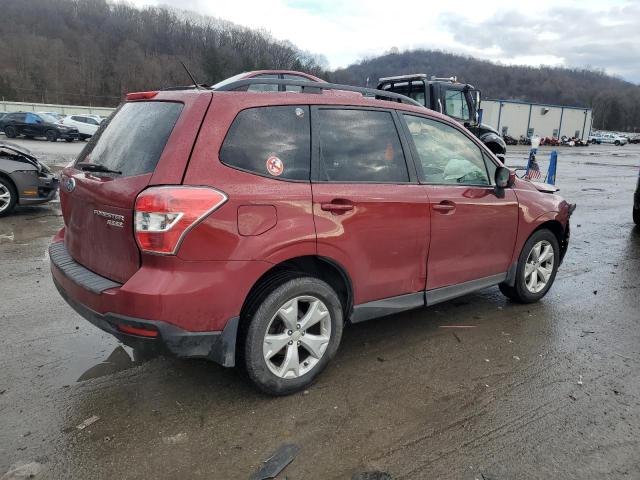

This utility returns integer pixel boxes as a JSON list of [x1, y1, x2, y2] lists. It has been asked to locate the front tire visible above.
[[243, 276, 344, 396], [0, 177, 17, 217], [500, 229, 560, 303]]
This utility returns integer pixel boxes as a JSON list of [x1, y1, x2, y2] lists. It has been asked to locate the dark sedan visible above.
[[0, 142, 59, 216], [0, 112, 79, 142]]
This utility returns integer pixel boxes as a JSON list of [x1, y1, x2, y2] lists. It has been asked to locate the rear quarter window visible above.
[[219, 106, 310, 181], [75, 102, 183, 177]]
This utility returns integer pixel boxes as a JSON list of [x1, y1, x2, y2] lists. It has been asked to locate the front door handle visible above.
[[321, 202, 354, 214], [433, 201, 456, 214]]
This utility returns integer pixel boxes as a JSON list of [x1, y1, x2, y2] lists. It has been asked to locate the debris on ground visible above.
[[76, 415, 100, 430], [162, 433, 188, 445], [352, 472, 393, 480], [578, 375, 584, 386], [513, 356, 520, 361], [250, 443, 300, 480], [1, 461, 44, 480]]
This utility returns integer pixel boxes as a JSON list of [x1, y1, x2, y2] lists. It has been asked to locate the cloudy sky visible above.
[[128, 0, 639, 82]]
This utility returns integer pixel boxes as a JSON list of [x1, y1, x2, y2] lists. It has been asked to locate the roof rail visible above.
[[212, 78, 423, 107]]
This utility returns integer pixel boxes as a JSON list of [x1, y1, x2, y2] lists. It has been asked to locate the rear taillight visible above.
[[134, 186, 227, 255]]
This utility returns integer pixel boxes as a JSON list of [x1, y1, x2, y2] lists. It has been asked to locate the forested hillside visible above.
[[329, 50, 640, 131], [0, 0, 324, 107], [0, 0, 638, 130]]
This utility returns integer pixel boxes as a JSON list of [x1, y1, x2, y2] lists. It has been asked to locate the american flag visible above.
[[526, 158, 542, 180]]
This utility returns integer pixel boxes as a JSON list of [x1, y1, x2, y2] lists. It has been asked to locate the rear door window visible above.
[[315, 109, 409, 183], [220, 106, 310, 181], [75, 101, 183, 177]]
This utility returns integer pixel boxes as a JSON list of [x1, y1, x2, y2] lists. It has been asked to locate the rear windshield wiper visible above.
[[77, 162, 122, 175]]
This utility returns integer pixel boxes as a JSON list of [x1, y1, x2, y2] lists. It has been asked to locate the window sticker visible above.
[[266, 156, 284, 176]]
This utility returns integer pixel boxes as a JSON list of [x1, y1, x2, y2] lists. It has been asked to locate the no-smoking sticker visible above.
[[266, 156, 284, 176]]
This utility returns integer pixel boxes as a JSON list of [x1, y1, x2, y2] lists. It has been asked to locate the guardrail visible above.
[[0, 101, 115, 117]]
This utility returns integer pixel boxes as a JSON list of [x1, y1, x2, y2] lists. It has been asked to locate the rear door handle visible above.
[[433, 201, 456, 214], [321, 202, 354, 213]]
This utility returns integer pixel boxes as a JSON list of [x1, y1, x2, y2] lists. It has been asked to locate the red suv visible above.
[[50, 77, 573, 395]]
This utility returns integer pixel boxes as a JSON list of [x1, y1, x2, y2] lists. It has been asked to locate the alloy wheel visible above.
[[524, 240, 554, 294], [0, 183, 11, 213], [262, 295, 332, 379]]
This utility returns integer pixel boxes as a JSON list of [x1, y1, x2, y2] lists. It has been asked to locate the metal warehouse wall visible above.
[[0, 101, 115, 117], [482, 100, 592, 141]]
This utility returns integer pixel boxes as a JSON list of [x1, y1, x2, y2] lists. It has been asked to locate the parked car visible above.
[[0, 142, 59, 216], [635, 167, 640, 225], [594, 132, 628, 146], [37, 111, 64, 122], [59, 114, 101, 140], [0, 112, 79, 142], [50, 79, 573, 395], [588, 134, 601, 144]]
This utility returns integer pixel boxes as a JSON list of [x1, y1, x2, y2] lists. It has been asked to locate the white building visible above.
[[482, 99, 593, 141]]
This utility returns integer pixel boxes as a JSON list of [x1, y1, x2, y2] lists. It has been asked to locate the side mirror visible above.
[[495, 166, 513, 189]]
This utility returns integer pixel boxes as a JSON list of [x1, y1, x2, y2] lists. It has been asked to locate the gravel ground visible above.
[[0, 142, 639, 479]]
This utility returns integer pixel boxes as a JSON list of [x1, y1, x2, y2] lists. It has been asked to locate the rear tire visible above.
[[4, 126, 17, 138], [0, 177, 17, 217], [615, 140, 620, 146], [499, 229, 560, 304], [46, 130, 58, 142], [634, 207, 640, 225], [65, 138, 74, 142], [243, 276, 343, 396]]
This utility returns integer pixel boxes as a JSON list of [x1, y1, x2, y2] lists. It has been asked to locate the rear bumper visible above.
[[48, 240, 268, 367], [53, 275, 238, 366]]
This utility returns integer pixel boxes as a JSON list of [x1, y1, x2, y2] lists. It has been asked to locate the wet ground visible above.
[[1, 140, 639, 479]]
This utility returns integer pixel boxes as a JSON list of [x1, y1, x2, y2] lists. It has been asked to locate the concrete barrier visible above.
[[0, 101, 115, 117]]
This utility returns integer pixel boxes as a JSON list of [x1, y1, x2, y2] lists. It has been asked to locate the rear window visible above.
[[76, 102, 183, 177], [219, 106, 310, 181]]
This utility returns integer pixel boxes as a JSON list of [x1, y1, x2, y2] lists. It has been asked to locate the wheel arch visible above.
[[240, 255, 353, 320], [532, 219, 568, 262], [236, 255, 353, 363]]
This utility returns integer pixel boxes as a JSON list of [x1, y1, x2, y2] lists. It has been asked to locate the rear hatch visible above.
[[60, 91, 212, 283]]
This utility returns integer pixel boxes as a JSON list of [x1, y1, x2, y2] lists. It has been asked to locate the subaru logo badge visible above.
[[63, 176, 75, 193]]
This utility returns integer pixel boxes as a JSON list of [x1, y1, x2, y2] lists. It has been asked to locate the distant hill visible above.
[[329, 50, 640, 131], [0, 0, 324, 107]]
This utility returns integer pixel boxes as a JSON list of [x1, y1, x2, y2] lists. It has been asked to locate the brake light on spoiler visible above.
[[134, 186, 228, 255], [126, 91, 158, 101]]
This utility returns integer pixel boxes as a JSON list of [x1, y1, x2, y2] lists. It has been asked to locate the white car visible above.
[[59, 115, 101, 140], [596, 133, 628, 146]]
